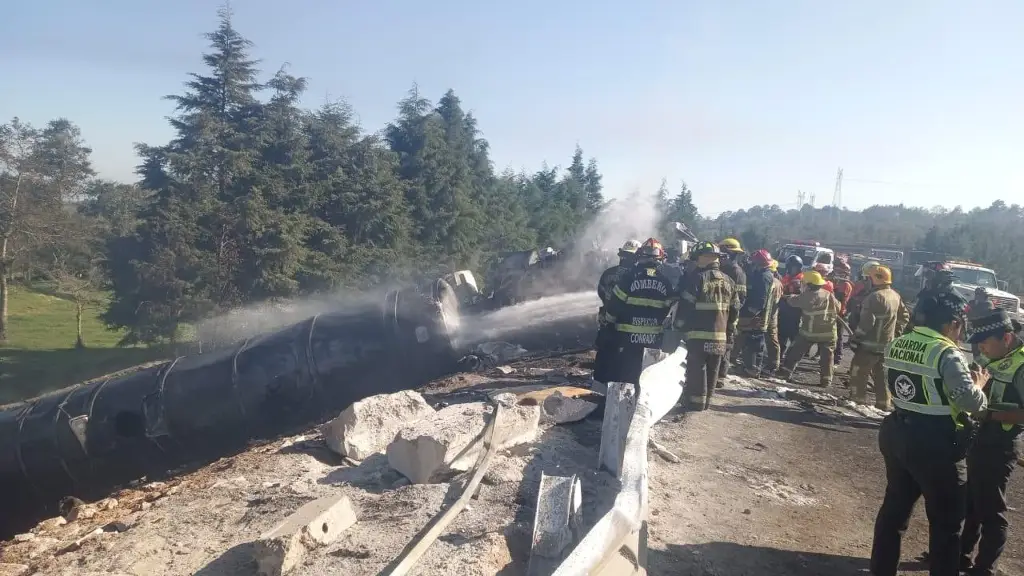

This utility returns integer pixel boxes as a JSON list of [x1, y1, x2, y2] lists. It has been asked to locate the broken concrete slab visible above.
[[0, 563, 30, 576], [253, 493, 358, 576], [542, 390, 599, 424], [387, 400, 540, 484], [527, 473, 583, 575], [322, 390, 435, 460]]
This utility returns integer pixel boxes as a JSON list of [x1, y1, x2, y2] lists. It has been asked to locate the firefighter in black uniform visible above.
[[717, 238, 747, 382], [910, 264, 957, 328], [600, 238, 677, 390], [870, 291, 989, 576], [961, 310, 1024, 576], [675, 241, 740, 410], [593, 239, 642, 384]]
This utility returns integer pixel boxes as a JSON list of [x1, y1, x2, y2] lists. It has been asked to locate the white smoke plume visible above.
[[193, 190, 664, 347]]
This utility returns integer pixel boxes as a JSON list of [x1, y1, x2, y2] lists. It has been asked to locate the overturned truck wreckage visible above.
[[0, 284, 462, 538]]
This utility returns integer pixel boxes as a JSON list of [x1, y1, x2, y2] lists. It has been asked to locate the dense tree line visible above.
[[2, 9, 1020, 349], [0, 10, 614, 346], [702, 202, 1024, 292]]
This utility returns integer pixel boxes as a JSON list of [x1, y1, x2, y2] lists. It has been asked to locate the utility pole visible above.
[[832, 167, 844, 225]]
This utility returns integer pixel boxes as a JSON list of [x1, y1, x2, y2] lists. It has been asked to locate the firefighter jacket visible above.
[[720, 258, 747, 308], [831, 276, 854, 316], [676, 261, 740, 346], [979, 340, 1024, 433], [606, 263, 678, 348], [781, 272, 803, 296], [884, 327, 987, 420], [846, 280, 872, 332], [739, 267, 775, 332], [766, 276, 784, 333], [598, 265, 623, 305], [785, 287, 840, 343], [852, 286, 909, 353]]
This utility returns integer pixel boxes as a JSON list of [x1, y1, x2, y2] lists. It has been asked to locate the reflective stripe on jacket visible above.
[[884, 327, 959, 418], [853, 286, 910, 353], [786, 288, 839, 342], [606, 264, 678, 347], [676, 262, 740, 343], [983, 344, 1024, 431]]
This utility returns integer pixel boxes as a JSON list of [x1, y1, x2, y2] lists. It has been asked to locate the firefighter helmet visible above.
[[802, 270, 827, 287], [689, 241, 720, 260], [637, 238, 666, 261], [719, 237, 744, 253], [750, 249, 772, 268], [869, 265, 893, 286], [786, 255, 804, 268], [620, 239, 642, 253], [834, 257, 851, 274]]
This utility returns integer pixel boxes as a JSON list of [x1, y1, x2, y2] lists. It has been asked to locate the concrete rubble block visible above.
[[67, 504, 98, 522], [491, 393, 541, 448], [0, 563, 30, 576], [322, 390, 435, 460], [387, 400, 540, 484], [253, 493, 358, 576], [541, 390, 599, 424], [36, 516, 67, 532], [526, 473, 583, 575]]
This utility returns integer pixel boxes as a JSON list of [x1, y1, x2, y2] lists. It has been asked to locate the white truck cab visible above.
[[923, 261, 1022, 322], [777, 241, 836, 274]]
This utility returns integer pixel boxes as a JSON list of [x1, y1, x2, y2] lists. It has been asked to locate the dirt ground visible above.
[[647, 367, 1024, 576], [3, 347, 1023, 576]]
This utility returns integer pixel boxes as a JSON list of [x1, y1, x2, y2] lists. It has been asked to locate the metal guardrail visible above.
[[553, 347, 686, 576]]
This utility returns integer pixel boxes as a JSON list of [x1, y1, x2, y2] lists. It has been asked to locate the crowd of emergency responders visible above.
[[592, 234, 1024, 576]]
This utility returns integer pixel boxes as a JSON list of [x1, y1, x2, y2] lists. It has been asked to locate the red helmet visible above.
[[750, 249, 772, 268], [637, 238, 666, 261]]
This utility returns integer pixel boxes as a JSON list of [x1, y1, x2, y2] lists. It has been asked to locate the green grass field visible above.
[[0, 287, 172, 405]]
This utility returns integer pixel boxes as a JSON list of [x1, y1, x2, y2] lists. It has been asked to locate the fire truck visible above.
[[776, 240, 837, 274]]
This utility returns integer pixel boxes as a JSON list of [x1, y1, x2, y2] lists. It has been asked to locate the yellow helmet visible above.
[[802, 270, 827, 287], [768, 259, 778, 272], [861, 260, 880, 277], [718, 237, 744, 253], [870, 265, 893, 286]]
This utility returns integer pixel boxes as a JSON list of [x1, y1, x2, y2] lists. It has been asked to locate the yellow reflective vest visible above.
[[884, 327, 961, 421], [982, 344, 1024, 432]]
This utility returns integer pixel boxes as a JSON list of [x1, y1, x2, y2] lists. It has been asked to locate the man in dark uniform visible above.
[[910, 265, 957, 329], [593, 239, 641, 384], [961, 310, 1024, 576], [675, 241, 740, 410], [870, 291, 989, 576], [599, 238, 677, 390], [717, 238, 747, 379]]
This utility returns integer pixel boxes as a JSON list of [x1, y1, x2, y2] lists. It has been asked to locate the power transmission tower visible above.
[[797, 190, 806, 208], [832, 167, 844, 224], [809, 193, 816, 208]]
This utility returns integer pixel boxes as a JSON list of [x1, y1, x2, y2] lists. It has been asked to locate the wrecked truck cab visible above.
[[0, 284, 460, 539]]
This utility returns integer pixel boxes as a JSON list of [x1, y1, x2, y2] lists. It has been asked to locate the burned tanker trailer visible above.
[[0, 282, 462, 538]]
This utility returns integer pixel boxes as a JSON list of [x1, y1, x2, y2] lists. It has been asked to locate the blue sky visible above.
[[2, 0, 1021, 216]]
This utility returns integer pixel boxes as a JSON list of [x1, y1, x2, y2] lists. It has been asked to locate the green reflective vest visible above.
[[884, 327, 960, 420], [983, 345, 1024, 432]]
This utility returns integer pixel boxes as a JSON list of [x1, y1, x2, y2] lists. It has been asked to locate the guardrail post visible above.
[[598, 382, 635, 476]]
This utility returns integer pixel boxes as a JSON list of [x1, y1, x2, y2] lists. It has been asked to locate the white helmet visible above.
[[620, 239, 642, 253]]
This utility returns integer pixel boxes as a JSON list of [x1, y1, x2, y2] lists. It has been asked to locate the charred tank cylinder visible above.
[[0, 283, 461, 538]]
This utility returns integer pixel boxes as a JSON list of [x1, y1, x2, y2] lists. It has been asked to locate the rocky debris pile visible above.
[[0, 355, 613, 576]]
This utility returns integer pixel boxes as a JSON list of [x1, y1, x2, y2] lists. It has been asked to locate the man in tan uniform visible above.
[[763, 261, 785, 377], [848, 265, 910, 410], [777, 270, 841, 387]]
